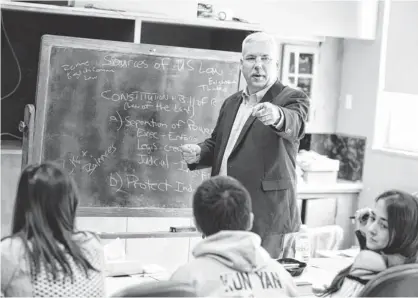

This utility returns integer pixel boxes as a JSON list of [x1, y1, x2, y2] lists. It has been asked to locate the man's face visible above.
[[240, 40, 279, 94]]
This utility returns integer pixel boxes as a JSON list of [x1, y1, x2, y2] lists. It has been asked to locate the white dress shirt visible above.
[[218, 82, 283, 176]]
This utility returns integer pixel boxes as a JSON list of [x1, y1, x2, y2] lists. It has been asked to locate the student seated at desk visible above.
[[170, 176, 298, 297], [1, 162, 106, 297], [318, 190, 418, 297]]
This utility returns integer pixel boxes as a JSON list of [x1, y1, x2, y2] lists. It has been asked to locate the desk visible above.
[[106, 272, 170, 297], [105, 257, 354, 297], [295, 257, 354, 296]]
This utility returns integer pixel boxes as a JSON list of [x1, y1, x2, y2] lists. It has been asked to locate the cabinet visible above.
[[1, 2, 342, 139], [281, 44, 320, 129], [1, 2, 255, 141]]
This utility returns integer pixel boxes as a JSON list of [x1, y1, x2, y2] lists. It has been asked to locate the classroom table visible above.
[[294, 256, 355, 296], [105, 256, 355, 297]]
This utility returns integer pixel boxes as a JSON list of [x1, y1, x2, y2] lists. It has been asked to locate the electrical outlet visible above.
[[345, 94, 353, 110]]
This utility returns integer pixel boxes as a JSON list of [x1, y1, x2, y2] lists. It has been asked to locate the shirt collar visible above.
[[242, 79, 276, 105]]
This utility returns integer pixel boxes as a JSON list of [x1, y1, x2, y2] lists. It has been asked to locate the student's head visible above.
[[12, 162, 79, 236], [366, 190, 418, 258], [192, 176, 254, 237], [322, 190, 418, 296], [240, 32, 279, 94], [9, 162, 97, 279]]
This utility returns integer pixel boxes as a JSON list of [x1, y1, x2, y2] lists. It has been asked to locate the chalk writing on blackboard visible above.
[[34, 37, 241, 211]]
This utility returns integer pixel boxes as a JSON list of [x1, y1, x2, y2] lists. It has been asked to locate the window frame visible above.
[[281, 44, 319, 125], [372, 0, 418, 158], [373, 91, 418, 158]]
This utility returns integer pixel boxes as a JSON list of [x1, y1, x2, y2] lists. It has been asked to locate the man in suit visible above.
[[179, 32, 309, 258]]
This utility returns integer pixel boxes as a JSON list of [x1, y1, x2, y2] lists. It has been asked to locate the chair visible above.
[[110, 280, 197, 297], [308, 225, 344, 257], [358, 263, 418, 297]]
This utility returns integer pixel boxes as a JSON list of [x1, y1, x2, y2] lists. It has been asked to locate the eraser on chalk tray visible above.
[[169, 226, 197, 232]]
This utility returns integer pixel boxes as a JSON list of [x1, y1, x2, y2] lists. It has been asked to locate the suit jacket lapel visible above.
[[230, 81, 286, 154]]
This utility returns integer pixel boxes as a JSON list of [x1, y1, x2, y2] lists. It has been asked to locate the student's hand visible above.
[[179, 144, 201, 164], [251, 102, 281, 126], [354, 207, 372, 234]]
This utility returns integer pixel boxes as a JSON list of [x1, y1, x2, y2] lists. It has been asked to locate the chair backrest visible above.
[[359, 263, 418, 297], [110, 280, 197, 297], [278, 225, 344, 258], [309, 225, 344, 257]]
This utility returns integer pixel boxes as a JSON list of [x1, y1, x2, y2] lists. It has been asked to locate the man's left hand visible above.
[[251, 102, 281, 126]]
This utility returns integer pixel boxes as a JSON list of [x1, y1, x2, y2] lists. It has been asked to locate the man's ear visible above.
[[246, 212, 254, 231]]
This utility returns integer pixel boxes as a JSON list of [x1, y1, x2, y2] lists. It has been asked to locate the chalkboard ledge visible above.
[[77, 207, 192, 217], [98, 231, 201, 239]]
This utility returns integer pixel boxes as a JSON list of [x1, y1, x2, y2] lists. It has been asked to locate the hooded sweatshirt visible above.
[[170, 231, 298, 297]]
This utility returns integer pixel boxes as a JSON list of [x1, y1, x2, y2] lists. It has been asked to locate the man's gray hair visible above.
[[242, 32, 278, 58]]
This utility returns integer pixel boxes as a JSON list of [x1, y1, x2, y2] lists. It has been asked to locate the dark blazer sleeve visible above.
[[273, 90, 309, 141]]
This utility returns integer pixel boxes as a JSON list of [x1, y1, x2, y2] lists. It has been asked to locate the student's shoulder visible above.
[[171, 257, 219, 281], [1, 236, 28, 271], [73, 231, 102, 250], [1, 236, 26, 255]]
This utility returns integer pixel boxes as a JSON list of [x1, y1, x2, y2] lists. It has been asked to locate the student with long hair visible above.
[[319, 190, 418, 297], [1, 162, 105, 297]]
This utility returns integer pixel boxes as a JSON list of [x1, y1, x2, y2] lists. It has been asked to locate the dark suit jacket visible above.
[[190, 81, 309, 242]]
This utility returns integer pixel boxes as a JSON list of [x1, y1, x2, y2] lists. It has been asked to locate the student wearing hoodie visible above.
[[318, 190, 418, 297], [170, 176, 298, 297]]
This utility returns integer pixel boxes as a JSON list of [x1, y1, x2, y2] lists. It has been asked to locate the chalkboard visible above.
[[33, 35, 242, 216]]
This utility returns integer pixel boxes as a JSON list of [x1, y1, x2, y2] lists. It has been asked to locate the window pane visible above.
[[299, 53, 314, 74], [289, 52, 295, 74], [297, 78, 312, 97], [383, 92, 418, 152]]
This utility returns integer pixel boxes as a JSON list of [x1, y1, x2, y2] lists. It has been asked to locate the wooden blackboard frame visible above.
[[33, 35, 244, 217]]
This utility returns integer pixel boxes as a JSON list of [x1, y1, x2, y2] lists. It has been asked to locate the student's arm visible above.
[[1, 239, 20, 297]]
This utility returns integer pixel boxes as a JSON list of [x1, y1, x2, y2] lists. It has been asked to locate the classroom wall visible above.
[[307, 37, 343, 133], [74, 0, 378, 40], [336, 0, 418, 208]]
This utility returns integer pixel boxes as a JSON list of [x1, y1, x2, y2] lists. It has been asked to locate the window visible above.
[[374, 91, 418, 155], [373, 0, 418, 156], [281, 44, 319, 122]]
